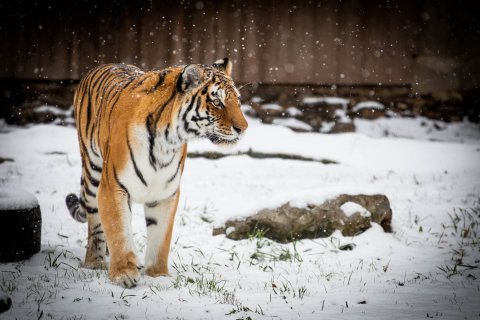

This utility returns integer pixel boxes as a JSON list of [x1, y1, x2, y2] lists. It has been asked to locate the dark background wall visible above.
[[1, 0, 479, 93]]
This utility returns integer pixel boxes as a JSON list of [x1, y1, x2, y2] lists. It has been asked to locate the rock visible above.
[[213, 194, 392, 243], [329, 121, 355, 133], [0, 187, 42, 262], [353, 108, 386, 120]]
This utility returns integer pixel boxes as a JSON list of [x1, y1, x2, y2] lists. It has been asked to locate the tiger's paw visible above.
[[110, 268, 140, 288], [145, 265, 170, 278], [109, 251, 141, 288]]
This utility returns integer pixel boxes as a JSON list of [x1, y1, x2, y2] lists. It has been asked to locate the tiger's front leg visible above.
[[144, 190, 180, 277], [97, 170, 141, 288]]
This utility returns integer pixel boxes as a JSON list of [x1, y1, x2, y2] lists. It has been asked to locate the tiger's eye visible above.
[[213, 98, 220, 106]]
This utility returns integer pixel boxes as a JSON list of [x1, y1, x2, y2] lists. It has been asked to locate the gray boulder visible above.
[[213, 194, 392, 243]]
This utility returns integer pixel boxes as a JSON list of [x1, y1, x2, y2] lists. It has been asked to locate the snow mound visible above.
[[354, 116, 480, 145], [286, 107, 302, 116], [0, 187, 38, 210], [261, 103, 283, 111], [352, 101, 385, 112], [334, 109, 351, 123], [340, 201, 371, 217], [34, 105, 72, 116], [251, 96, 263, 103], [303, 96, 349, 107], [272, 118, 312, 131]]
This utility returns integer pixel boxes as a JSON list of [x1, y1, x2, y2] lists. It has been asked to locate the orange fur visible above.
[[68, 59, 247, 288]]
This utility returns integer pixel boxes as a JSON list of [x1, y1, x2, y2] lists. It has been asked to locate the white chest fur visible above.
[[120, 126, 184, 204]]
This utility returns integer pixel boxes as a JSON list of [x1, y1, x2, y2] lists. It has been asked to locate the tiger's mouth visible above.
[[207, 133, 239, 145]]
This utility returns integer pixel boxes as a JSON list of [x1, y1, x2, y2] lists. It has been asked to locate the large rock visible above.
[[213, 194, 392, 243]]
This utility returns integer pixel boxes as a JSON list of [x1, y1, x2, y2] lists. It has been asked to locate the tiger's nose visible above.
[[233, 122, 248, 134], [233, 126, 243, 134]]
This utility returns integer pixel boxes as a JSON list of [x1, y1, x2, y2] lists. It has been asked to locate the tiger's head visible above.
[[175, 58, 248, 145]]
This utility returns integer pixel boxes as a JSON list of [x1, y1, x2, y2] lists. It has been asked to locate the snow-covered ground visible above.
[[0, 115, 479, 319]]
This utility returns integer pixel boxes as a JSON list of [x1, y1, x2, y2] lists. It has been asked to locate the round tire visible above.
[[0, 188, 42, 262]]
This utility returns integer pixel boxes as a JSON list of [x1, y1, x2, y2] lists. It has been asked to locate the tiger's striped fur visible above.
[[66, 59, 247, 288]]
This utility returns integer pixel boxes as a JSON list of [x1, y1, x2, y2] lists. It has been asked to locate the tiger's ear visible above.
[[213, 57, 232, 77], [178, 64, 211, 93]]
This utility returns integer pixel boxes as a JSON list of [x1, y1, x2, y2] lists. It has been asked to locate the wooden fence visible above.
[[0, 0, 426, 86]]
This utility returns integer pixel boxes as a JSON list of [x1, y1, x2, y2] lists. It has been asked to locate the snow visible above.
[[251, 96, 263, 103], [286, 106, 303, 116], [34, 105, 72, 116], [261, 103, 283, 111], [0, 187, 38, 210], [0, 116, 479, 319], [355, 116, 480, 145], [303, 96, 349, 108], [352, 101, 385, 112], [272, 117, 312, 131], [340, 201, 371, 218], [334, 108, 351, 123]]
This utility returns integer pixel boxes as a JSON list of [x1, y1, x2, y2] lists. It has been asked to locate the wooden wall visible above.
[[1, 0, 420, 85]]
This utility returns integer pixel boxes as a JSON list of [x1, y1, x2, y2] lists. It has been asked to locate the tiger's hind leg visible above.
[[81, 166, 108, 270]]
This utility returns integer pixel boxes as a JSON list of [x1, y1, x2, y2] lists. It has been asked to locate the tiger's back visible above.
[[67, 64, 144, 222]]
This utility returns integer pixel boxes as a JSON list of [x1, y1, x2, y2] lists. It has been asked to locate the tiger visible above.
[[65, 58, 248, 288]]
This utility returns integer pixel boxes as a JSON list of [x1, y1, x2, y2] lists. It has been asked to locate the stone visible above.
[[213, 194, 392, 243], [329, 121, 355, 133]]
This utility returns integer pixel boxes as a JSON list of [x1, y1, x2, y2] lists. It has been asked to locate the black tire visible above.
[[0, 292, 12, 313], [0, 190, 42, 262]]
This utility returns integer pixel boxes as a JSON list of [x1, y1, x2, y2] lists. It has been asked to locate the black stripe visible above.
[[79, 198, 98, 214], [146, 113, 157, 169], [146, 217, 157, 227], [180, 94, 200, 136], [176, 66, 187, 92], [165, 126, 169, 142], [85, 168, 100, 188], [80, 138, 94, 165], [91, 229, 104, 236], [113, 166, 130, 197], [153, 89, 176, 128], [127, 135, 148, 187], [85, 92, 92, 131], [89, 66, 112, 93], [133, 76, 147, 89], [166, 157, 183, 184], [106, 78, 135, 124], [89, 133, 100, 158], [147, 70, 169, 93], [184, 119, 200, 136], [194, 95, 203, 117], [92, 69, 115, 105], [159, 153, 176, 168], [145, 200, 159, 208], [182, 93, 199, 123], [97, 86, 122, 151], [84, 185, 96, 198], [89, 157, 102, 173]]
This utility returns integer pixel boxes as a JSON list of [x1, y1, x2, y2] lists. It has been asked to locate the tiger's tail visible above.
[[66, 193, 87, 223]]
